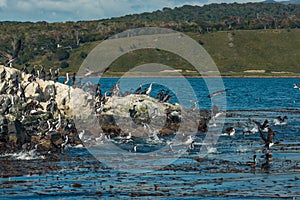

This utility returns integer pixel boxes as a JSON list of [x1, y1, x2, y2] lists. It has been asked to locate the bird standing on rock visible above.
[[129, 105, 137, 119], [63, 73, 69, 85], [53, 69, 59, 82], [135, 84, 143, 94], [142, 82, 153, 95], [0, 68, 7, 82], [40, 65, 46, 81], [72, 73, 76, 86]]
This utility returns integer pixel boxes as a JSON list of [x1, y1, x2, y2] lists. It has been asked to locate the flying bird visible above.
[[0, 39, 22, 68], [84, 66, 110, 77], [207, 89, 230, 98], [258, 127, 275, 149], [253, 119, 269, 132]]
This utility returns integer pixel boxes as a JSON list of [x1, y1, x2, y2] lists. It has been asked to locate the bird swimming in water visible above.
[[225, 127, 235, 136], [207, 89, 230, 98], [261, 153, 272, 172], [293, 84, 300, 89], [210, 105, 221, 120], [245, 155, 257, 167], [0, 39, 21, 68], [274, 116, 288, 126]]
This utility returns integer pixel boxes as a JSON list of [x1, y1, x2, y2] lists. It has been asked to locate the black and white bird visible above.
[[293, 84, 300, 89], [253, 119, 269, 132], [162, 90, 172, 102], [274, 116, 288, 126], [129, 105, 137, 119], [53, 69, 59, 82], [47, 69, 53, 81], [22, 64, 29, 74], [245, 155, 257, 167], [0, 39, 21, 68], [135, 84, 142, 94], [258, 127, 275, 149], [142, 82, 153, 95], [0, 67, 7, 81], [225, 127, 235, 136], [63, 73, 69, 85], [39, 65, 46, 81], [30, 65, 37, 77], [72, 73, 76, 86], [156, 89, 165, 101]]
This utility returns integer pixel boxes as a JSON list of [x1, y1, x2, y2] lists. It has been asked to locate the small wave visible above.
[[0, 150, 45, 160], [235, 145, 248, 153], [207, 147, 219, 154]]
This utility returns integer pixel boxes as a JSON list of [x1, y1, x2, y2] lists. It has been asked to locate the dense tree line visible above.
[[0, 2, 299, 70]]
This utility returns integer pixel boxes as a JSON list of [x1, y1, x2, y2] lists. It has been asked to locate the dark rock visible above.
[[43, 84, 56, 101], [37, 139, 52, 152], [50, 132, 63, 146]]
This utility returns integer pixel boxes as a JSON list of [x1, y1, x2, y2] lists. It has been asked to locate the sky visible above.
[[0, 0, 269, 22]]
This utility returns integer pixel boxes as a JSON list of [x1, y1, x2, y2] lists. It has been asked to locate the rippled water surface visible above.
[[1, 78, 300, 199]]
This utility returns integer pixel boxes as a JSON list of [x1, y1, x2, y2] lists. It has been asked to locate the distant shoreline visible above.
[[76, 75, 300, 79]]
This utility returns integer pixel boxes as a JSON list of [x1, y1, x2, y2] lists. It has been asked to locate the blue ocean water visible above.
[[1, 78, 300, 199], [76, 77, 300, 110]]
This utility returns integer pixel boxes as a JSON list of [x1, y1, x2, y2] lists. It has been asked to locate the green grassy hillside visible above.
[[104, 29, 300, 76], [0, 2, 299, 76]]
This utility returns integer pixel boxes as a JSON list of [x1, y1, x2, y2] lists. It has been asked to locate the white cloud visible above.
[[0, 0, 7, 8]]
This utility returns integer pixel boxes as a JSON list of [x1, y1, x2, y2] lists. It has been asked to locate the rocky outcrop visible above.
[[0, 65, 205, 154], [96, 94, 184, 138], [0, 65, 92, 153]]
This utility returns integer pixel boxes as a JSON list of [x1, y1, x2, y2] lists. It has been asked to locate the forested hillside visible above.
[[0, 2, 299, 76]]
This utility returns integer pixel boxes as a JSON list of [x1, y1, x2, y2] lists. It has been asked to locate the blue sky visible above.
[[0, 0, 267, 22]]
